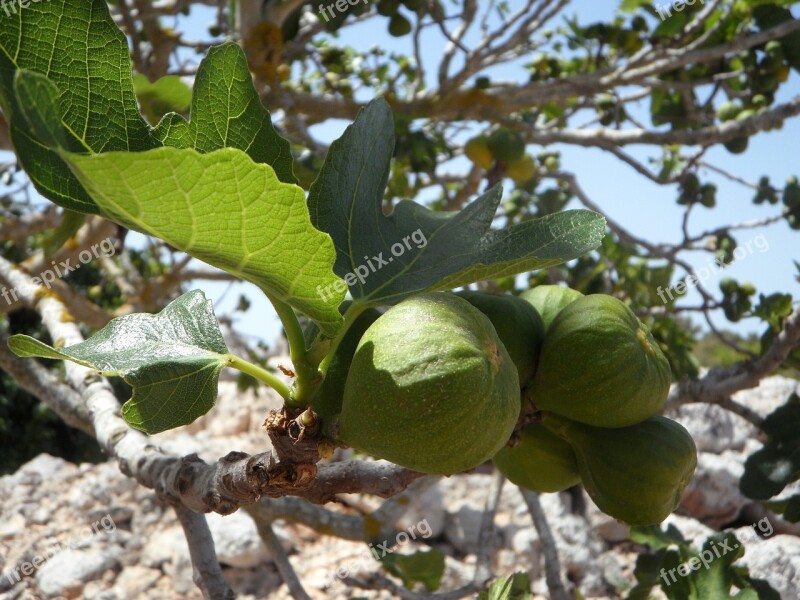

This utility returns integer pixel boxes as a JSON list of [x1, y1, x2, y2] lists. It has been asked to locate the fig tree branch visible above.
[[173, 505, 235, 600], [520, 488, 570, 600], [0, 331, 93, 435], [254, 518, 311, 600], [0, 254, 425, 512], [666, 306, 800, 412]]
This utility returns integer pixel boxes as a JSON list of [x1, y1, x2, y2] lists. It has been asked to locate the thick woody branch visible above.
[[666, 306, 800, 411], [294, 459, 425, 504], [0, 255, 424, 512]]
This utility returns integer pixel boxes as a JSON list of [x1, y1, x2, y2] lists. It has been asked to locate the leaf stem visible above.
[[263, 291, 327, 407], [226, 354, 292, 401]]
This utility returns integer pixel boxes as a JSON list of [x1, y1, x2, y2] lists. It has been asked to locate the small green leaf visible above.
[[741, 446, 800, 500], [8, 290, 237, 433], [741, 394, 800, 500], [308, 98, 606, 308], [631, 524, 687, 550], [688, 533, 744, 599], [769, 493, 800, 522], [479, 572, 534, 600], [60, 146, 344, 335], [133, 74, 192, 124], [380, 549, 445, 592], [40, 209, 87, 259], [152, 43, 296, 184]]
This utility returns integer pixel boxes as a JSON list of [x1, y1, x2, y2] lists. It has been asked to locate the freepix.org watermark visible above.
[[0, 238, 115, 307], [656, 233, 768, 304], [316, 229, 427, 302], [329, 518, 433, 583], [660, 517, 773, 586], [318, 0, 372, 22], [1, 514, 116, 586], [1, 0, 51, 18], [655, 0, 705, 21]]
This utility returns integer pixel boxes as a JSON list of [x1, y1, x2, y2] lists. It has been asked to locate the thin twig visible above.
[[253, 517, 311, 600], [174, 505, 235, 600], [520, 489, 570, 600], [474, 469, 504, 586]]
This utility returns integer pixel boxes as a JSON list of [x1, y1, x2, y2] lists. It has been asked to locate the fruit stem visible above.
[[225, 354, 292, 401], [316, 303, 368, 378]]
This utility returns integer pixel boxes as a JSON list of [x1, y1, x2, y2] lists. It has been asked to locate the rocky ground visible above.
[[1, 373, 799, 600]]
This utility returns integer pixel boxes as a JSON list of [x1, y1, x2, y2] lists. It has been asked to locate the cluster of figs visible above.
[[312, 286, 697, 526]]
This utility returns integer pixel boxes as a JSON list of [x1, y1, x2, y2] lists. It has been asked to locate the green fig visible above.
[[487, 127, 526, 164], [338, 293, 520, 475], [544, 413, 697, 526], [528, 294, 672, 428], [493, 423, 580, 493], [455, 291, 545, 387], [519, 285, 584, 331]]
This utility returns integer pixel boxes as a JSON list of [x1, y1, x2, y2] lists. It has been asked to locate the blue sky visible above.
[[172, 1, 798, 344], [4, 1, 798, 347]]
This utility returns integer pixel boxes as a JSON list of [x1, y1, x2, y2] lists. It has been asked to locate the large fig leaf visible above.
[[8, 291, 230, 434], [152, 43, 296, 184], [0, 0, 157, 212], [0, 2, 295, 213], [307, 98, 606, 307], [13, 70, 344, 335], [63, 146, 345, 335]]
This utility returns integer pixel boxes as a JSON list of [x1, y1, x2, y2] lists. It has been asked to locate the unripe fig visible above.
[[519, 285, 583, 331], [724, 136, 748, 154], [506, 154, 537, 183], [339, 293, 520, 475], [455, 291, 545, 386], [464, 135, 494, 169], [528, 294, 672, 428], [493, 423, 580, 493], [311, 308, 382, 422], [388, 13, 412, 36], [487, 128, 526, 164], [543, 413, 697, 525], [377, 0, 399, 16], [716, 100, 741, 122]]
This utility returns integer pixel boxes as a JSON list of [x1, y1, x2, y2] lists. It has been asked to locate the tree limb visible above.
[[174, 505, 236, 600]]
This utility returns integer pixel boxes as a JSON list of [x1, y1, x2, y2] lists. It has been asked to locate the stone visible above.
[[667, 402, 753, 454], [681, 450, 748, 528], [738, 534, 800, 599], [35, 548, 118, 598], [206, 511, 290, 568]]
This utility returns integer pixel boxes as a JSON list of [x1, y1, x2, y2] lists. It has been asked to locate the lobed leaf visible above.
[[308, 98, 606, 308]]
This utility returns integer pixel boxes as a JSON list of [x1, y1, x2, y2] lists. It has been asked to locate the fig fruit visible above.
[[388, 13, 412, 36], [519, 285, 583, 331], [528, 294, 672, 428], [455, 291, 544, 386], [339, 293, 520, 474], [487, 127, 526, 164], [311, 308, 382, 422], [544, 413, 697, 525], [506, 154, 537, 183], [493, 423, 580, 493], [716, 100, 741, 122], [464, 135, 494, 170]]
